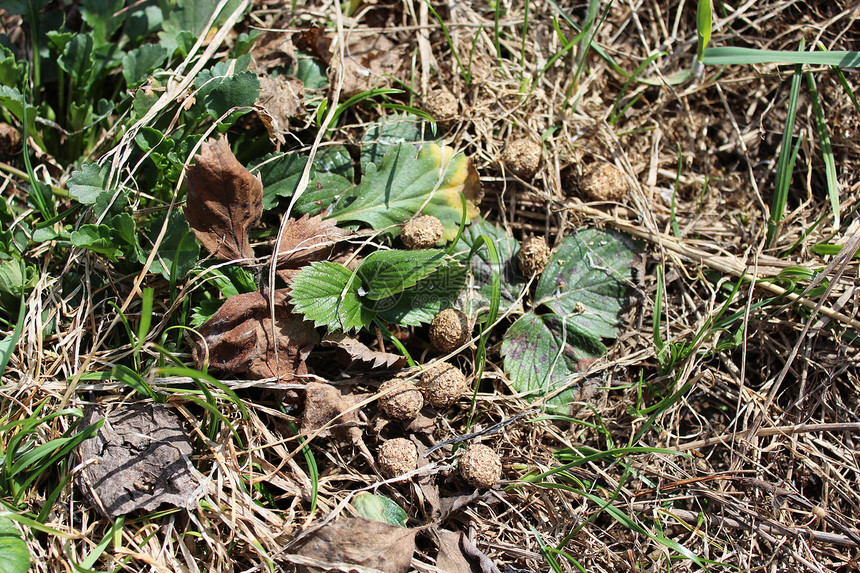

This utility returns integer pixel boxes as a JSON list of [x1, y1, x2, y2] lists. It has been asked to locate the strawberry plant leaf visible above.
[[58, 34, 94, 86], [455, 218, 526, 316], [374, 259, 466, 326], [328, 142, 481, 241], [535, 229, 638, 339], [502, 229, 637, 412], [361, 113, 430, 168], [356, 249, 447, 300], [290, 261, 376, 331], [255, 150, 352, 212]]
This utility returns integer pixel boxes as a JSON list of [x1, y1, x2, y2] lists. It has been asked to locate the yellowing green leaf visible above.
[[329, 143, 481, 241]]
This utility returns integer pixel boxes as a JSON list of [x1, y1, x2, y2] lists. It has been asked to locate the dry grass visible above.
[[2, 0, 860, 571]]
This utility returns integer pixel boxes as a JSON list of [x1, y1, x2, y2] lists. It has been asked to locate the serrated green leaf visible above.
[[122, 44, 167, 87], [534, 229, 637, 339], [455, 218, 526, 316], [70, 224, 121, 260], [67, 163, 110, 205], [357, 249, 447, 300], [502, 313, 605, 412], [329, 143, 480, 241], [0, 515, 30, 573], [375, 259, 466, 326], [58, 33, 94, 85], [290, 261, 376, 331], [352, 494, 408, 527]]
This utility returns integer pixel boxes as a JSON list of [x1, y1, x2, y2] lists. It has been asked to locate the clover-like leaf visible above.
[[289, 261, 376, 331], [328, 143, 481, 241], [502, 229, 637, 412]]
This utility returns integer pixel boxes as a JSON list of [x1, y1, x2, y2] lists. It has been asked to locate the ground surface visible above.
[[1, 0, 859, 571]]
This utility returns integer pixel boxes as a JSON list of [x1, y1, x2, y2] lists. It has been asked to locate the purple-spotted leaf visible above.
[[502, 229, 637, 412]]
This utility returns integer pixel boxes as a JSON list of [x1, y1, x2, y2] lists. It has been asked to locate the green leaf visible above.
[[293, 53, 328, 91], [70, 225, 121, 260], [67, 163, 110, 205], [141, 211, 200, 281], [502, 313, 604, 399], [361, 113, 431, 168], [534, 229, 638, 340], [375, 259, 466, 326], [0, 515, 30, 573], [202, 70, 260, 120], [0, 46, 25, 88], [352, 494, 408, 527], [356, 249, 447, 300], [328, 143, 481, 241], [502, 229, 637, 412], [0, 86, 43, 150], [290, 261, 376, 331], [124, 5, 164, 44], [81, 0, 125, 47], [455, 219, 526, 315], [122, 44, 167, 87], [255, 149, 352, 212], [58, 33, 94, 86], [159, 0, 242, 53], [695, 0, 712, 64], [703, 47, 860, 67], [3, 0, 49, 16]]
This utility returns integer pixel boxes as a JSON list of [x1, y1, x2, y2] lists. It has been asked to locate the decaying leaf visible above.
[[292, 25, 333, 64], [76, 404, 198, 518], [256, 75, 305, 144], [292, 516, 416, 573], [302, 382, 364, 443], [184, 136, 263, 263], [341, 33, 410, 98], [275, 214, 351, 279], [321, 332, 406, 370], [193, 290, 319, 380], [433, 528, 501, 573]]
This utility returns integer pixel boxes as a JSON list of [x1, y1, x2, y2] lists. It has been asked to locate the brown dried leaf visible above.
[[193, 290, 319, 380], [275, 214, 351, 275], [321, 332, 406, 370], [302, 382, 363, 444], [184, 136, 263, 263], [341, 34, 410, 98], [256, 76, 305, 144], [433, 528, 501, 573], [292, 25, 332, 64], [76, 404, 198, 518], [294, 517, 416, 573]]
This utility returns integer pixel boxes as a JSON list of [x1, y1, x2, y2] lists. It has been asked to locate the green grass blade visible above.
[[766, 57, 803, 247], [805, 71, 840, 230], [704, 47, 860, 67], [0, 279, 26, 376], [696, 0, 712, 64]]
